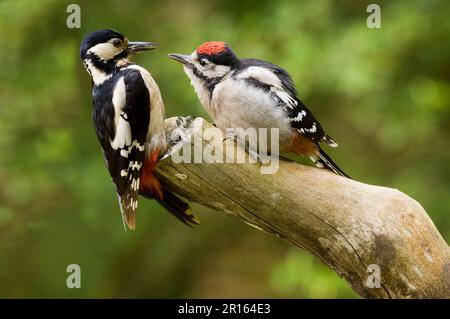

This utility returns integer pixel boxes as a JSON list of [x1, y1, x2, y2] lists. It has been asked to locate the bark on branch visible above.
[[156, 116, 450, 298]]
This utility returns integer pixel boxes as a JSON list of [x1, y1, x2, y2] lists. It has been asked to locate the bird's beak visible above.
[[127, 41, 158, 54], [168, 53, 194, 68]]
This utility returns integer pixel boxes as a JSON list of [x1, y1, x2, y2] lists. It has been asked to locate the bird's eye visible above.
[[111, 39, 122, 48], [199, 59, 208, 67]]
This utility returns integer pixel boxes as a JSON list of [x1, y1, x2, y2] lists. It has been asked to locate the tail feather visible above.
[[323, 134, 338, 148], [139, 158, 199, 226], [141, 186, 200, 226], [314, 147, 350, 178], [117, 193, 136, 230], [158, 187, 200, 227]]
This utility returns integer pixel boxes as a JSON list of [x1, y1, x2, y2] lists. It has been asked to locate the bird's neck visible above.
[[83, 55, 130, 86]]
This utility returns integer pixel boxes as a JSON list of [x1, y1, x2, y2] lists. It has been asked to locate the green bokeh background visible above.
[[0, 0, 449, 298]]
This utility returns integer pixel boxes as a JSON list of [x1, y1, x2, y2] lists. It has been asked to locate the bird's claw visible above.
[[163, 115, 197, 160], [222, 131, 237, 143], [176, 115, 195, 129], [246, 147, 263, 166], [222, 132, 261, 165], [159, 150, 172, 161]]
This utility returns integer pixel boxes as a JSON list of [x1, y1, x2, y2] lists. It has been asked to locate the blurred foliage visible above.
[[0, 0, 449, 298]]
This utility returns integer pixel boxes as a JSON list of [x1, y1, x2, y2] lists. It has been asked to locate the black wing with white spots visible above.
[[236, 58, 337, 147], [92, 68, 150, 227]]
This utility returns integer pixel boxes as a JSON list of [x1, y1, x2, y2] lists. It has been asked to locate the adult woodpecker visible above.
[[80, 29, 199, 229], [169, 42, 349, 177]]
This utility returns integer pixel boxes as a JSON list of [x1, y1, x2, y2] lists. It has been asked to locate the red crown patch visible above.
[[196, 41, 227, 55]]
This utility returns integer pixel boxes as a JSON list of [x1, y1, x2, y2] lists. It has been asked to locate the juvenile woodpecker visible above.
[[80, 29, 199, 229], [169, 42, 349, 177]]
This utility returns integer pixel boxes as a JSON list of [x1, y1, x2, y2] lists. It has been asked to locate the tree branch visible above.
[[155, 116, 450, 298]]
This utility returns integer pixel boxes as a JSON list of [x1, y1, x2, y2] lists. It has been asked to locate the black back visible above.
[[92, 67, 150, 196], [235, 58, 328, 143]]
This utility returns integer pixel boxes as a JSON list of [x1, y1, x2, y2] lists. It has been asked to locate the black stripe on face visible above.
[[192, 67, 209, 82], [192, 67, 224, 98], [86, 53, 116, 74]]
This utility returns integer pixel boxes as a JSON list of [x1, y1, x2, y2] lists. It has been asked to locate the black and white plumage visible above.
[[93, 68, 149, 226], [80, 29, 199, 229], [169, 41, 349, 177]]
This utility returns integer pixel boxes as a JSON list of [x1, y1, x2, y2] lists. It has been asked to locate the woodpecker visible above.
[[169, 42, 349, 177], [80, 29, 199, 229]]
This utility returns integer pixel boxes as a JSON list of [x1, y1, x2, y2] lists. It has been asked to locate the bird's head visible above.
[[80, 29, 157, 83], [169, 41, 240, 83]]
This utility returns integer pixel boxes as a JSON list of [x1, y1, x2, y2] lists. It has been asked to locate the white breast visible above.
[[127, 65, 167, 153], [184, 66, 211, 113], [211, 77, 292, 142]]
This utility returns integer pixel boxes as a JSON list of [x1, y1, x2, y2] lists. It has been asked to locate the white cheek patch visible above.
[[88, 43, 120, 61], [202, 65, 231, 78], [189, 52, 230, 79]]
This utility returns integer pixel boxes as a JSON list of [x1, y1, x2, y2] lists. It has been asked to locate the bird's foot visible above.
[[222, 132, 262, 166], [222, 130, 237, 143], [246, 147, 263, 166], [176, 115, 195, 130], [161, 116, 197, 160]]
